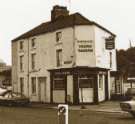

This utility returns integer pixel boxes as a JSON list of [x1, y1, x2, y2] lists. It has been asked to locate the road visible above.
[[0, 106, 134, 124]]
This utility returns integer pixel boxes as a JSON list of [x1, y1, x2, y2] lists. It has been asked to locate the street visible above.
[[0, 106, 134, 124]]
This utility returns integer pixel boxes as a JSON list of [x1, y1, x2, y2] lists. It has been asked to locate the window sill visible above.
[[19, 50, 24, 53], [31, 47, 36, 51], [20, 70, 24, 73], [55, 42, 62, 46], [31, 93, 36, 96]]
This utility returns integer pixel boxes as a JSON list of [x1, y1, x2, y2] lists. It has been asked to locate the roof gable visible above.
[[12, 13, 115, 42]]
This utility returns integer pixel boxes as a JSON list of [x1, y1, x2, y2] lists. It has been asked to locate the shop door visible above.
[[38, 77, 46, 102], [79, 78, 94, 103]]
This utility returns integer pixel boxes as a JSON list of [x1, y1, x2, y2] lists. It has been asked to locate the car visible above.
[[0, 91, 30, 106], [120, 98, 135, 117], [0, 87, 8, 95]]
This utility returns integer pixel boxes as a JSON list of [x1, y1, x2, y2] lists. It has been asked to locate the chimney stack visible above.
[[51, 5, 69, 21]]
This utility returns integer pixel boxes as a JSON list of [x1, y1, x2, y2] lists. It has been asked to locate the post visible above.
[[58, 104, 68, 124]]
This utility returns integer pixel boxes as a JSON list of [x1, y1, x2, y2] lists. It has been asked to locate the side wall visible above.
[[12, 42, 18, 92]]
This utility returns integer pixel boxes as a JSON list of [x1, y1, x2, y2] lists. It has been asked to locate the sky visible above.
[[0, 0, 135, 65]]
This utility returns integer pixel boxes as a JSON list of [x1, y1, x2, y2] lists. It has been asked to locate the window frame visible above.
[[99, 75, 103, 89], [31, 53, 36, 70], [31, 77, 36, 94], [19, 41, 24, 50], [56, 32, 62, 42], [20, 55, 24, 72], [53, 78, 65, 90], [56, 49, 62, 67], [31, 38, 36, 48], [20, 77, 24, 94], [79, 78, 94, 88]]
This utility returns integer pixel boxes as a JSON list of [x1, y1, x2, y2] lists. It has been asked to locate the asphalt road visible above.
[[0, 106, 134, 124]]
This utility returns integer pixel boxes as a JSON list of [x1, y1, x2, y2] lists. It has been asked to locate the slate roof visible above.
[[12, 13, 116, 42]]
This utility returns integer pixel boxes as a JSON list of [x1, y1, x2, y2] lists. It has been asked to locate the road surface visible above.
[[0, 106, 134, 124]]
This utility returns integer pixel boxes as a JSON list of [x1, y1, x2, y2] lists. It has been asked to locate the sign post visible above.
[[58, 104, 68, 124]]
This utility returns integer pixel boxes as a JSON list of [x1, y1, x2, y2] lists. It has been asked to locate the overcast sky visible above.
[[0, 0, 135, 64]]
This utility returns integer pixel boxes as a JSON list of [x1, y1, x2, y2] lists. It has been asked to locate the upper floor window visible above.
[[31, 53, 36, 70], [56, 49, 62, 67], [20, 41, 24, 50], [20, 55, 24, 71], [56, 32, 62, 42], [31, 38, 36, 48]]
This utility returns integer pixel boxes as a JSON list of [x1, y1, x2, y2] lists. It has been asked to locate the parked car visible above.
[[120, 98, 135, 117], [125, 88, 135, 97], [0, 91, 30, 106], [0, 87, 8, 95]]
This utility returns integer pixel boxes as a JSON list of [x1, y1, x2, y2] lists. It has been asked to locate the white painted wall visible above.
[[12, 27, 75, 102], [67, 75, 73, 103], [53, 90, 65, 103], [75, 25, 96, 67], [79, 88, 94, 103], [98, 74, 105, 102], [94, 26, 117, 71]]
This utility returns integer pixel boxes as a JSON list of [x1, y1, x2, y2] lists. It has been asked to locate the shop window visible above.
[[56, 32, 62, 42], [31, 77, 36, 94], [79, 78, 93, 88], [99, 75, 103, 89], [20, 77, 24, 94], [53, 79, 65, 90], [56, 49, 62, 67]]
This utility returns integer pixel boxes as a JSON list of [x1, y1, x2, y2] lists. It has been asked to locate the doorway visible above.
[[38, 77, 46, 102]]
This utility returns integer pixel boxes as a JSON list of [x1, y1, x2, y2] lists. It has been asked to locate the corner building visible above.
[[12, 5, 117, 104]]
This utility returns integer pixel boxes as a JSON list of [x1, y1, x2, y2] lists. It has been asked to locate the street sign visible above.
[[58, 104, 68, 124]]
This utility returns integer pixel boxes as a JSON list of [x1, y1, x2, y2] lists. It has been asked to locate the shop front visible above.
[[49, 67, 109, 104]]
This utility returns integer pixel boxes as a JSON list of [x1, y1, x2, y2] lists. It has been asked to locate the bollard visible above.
[[58, 104, 68, 124]]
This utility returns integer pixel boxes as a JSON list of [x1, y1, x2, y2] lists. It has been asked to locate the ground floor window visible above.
[[31, 77, 36, 94], [53, 78, 65, 90], [20, 77, 24, 94], [79, 78, 93, 88], [99, 75, 103, 89]]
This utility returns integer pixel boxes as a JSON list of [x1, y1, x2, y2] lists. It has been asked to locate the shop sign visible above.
[[77, 40, 93, 52], [64, 61, 72, 64], [105, 36, 115, 50]]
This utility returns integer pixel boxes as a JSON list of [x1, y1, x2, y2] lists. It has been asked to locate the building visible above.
[[12, 5, 117, 104], [0, 59, 11, 87]]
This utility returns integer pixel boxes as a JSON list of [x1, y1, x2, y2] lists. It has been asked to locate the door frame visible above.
[[38, 77, 46, 102]]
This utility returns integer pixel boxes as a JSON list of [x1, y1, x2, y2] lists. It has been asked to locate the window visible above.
[[99, 75, 103, 89], [20, 55, 24, 71], [31, 53, 36, 70], [31, 77, 36, 94], [20, 41, 24, 50], [56, 32, 62, 42], [20, 78, 24, 94], [53, 78, 65, 90], [56, 49, 62, 67], [79, 78, 93, 88], [31, 38, 36, 48]]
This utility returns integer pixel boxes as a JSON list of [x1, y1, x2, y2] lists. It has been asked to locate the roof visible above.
[[12, 13, 116, 42]]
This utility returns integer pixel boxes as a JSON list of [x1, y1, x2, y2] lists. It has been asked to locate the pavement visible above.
[[30, 101, 125, 113]]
